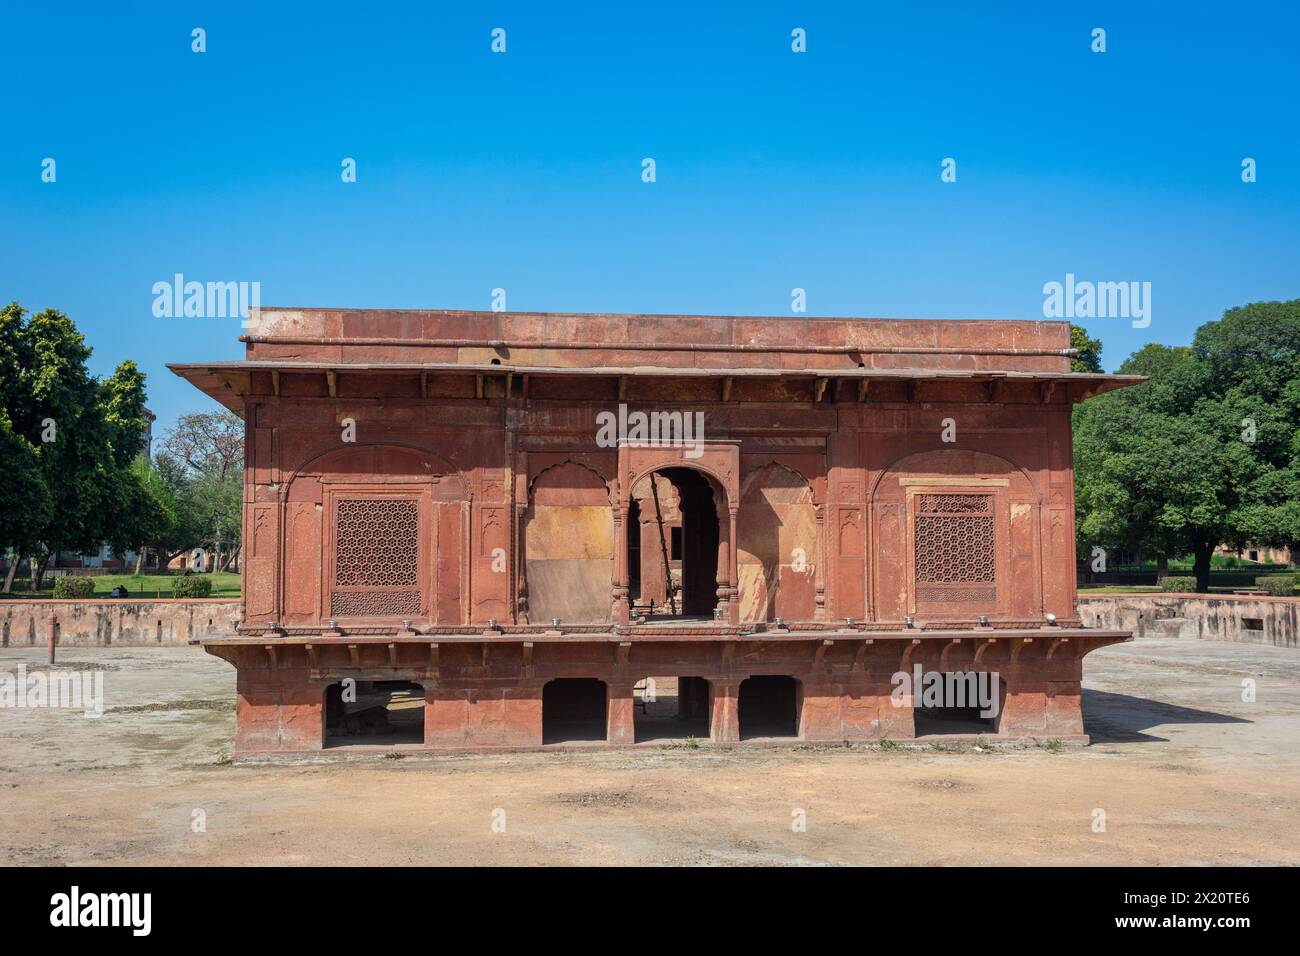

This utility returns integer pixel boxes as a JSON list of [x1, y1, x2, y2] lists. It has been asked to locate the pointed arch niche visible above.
[[737, 463, 818, 623], [523, 461, 615, 625]]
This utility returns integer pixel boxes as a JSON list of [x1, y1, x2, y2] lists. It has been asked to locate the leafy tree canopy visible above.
[[1070, 324, 1103, 373], [154, 411, 245, 570], [0, 302, 165, 589], [1074, 300, 1300, 590]]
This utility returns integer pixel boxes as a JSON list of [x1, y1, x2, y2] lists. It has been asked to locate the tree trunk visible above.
[[1155, 555, 1169, 580], [135, 546, 146, 575], [2, 556, 19, 594], [219, 546, 240, 573], [1192, 545, 1214, 593], [35, 555, 52, 592]]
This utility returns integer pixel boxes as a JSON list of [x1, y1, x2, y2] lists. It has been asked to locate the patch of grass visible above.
[[108, 698, 235, 715], [214, 750, 232, 766], [878, 738, 901, 751], [1037, 738, 1064, 753], [1078, 584, 1167, 593], [555, 790, 634, 808], [0, 572, 240, 600]]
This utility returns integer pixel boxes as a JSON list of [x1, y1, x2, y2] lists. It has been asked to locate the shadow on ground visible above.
[[1082, 688, 1250, 743]]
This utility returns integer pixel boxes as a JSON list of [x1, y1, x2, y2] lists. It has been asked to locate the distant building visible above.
[[1215, 543, 1294, 566]]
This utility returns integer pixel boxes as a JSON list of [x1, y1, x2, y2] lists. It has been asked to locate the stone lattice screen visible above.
[[330, 497, 422, 617], [914, 493, 996, 604]]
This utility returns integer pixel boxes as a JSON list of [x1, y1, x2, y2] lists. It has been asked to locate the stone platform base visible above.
[[232, 732, 1092, 763], [203, 625, 1129, 755]]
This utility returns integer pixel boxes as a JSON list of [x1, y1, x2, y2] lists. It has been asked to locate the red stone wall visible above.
[[240, 390, 1078, 631]]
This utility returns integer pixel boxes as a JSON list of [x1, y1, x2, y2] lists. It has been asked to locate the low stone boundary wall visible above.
[[1078, 593, 1298, 649], [8, 594, 1293, 650], [0, 599, 241, 648]]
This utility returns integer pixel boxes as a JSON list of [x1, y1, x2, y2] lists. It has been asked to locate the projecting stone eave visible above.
[[168, 359, 1144, 415]]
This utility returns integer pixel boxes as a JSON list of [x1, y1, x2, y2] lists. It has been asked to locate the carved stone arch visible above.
[[737, 461, 819, 623], [868, 446, 1039, 506], [629, 472, 682, 514], [524, 460, 616, 625], [286, 440, 471, 500], [740, 458, 818, 505], [616, 443, 742, 624], [528, 457, 615, 507], [627, 460, 733, 513]]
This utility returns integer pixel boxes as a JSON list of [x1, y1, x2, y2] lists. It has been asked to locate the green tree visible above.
[[158, 411, 245, 570], [158, 410, 243, 480], [1070, 324, 1103, 373], [0, 410, 50, 591], [0, 303, 164, 590], [140, 453, 194, 570], [1074, 300, 1300, 590], [123, 456, 178, 573]]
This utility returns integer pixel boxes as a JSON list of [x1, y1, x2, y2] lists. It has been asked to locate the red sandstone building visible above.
[[172, 308, 1139, 754]]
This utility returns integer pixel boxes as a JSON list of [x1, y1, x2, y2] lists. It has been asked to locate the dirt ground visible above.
[[2, 638, 1297, 866]]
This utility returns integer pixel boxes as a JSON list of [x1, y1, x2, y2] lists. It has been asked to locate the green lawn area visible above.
[[1077, 585, 1276, 594], [1077, 585, 1165, 594], [0, 572, 241, 600]]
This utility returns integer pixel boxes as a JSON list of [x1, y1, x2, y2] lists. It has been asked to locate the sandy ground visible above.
[[1, 638, 1297, 866]]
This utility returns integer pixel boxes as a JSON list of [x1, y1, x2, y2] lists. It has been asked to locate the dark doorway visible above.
[[325, 680, 425, 747], [659, 467, 719, 617], [913, 672, 1001, 736], [542, 678, 608, 744], [738, 676, 799, 739], [633, 675, 711, 742]]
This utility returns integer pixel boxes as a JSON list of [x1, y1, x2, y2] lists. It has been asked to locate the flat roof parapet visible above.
[[241, 307, 1078, 374]]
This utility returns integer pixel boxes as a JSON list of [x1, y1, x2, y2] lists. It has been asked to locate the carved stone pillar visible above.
[[514, 501, 529, 624], [606, 678, 638, 745], [709, 677, 741, 743], [612, 504, 630, 625], [714, 498, 729, 618], [727, 507, 740, 625], [814, 503, 827, 619], [513, 451, 529, 625]]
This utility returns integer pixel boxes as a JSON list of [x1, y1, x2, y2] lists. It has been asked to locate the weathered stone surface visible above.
[[1080, 593, 1299, 648], [0, 599, 240, 648]]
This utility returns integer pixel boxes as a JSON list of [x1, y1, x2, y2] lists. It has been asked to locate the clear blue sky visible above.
[[3, 1, 1298, 436]]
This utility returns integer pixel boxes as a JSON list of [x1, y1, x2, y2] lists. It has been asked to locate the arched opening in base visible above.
[[738, 675, 799, 740], [324, 680, 425, 747], [633, 675, 711, 742], [542, 678, 608, 744]]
